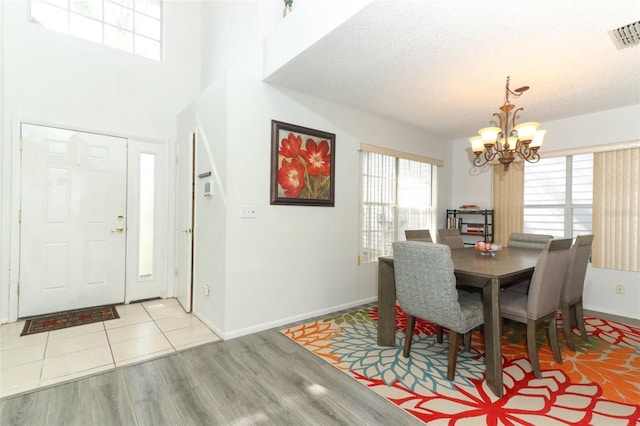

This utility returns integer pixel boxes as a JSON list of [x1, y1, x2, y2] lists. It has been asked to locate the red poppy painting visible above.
[[271, 120, 336, 206]]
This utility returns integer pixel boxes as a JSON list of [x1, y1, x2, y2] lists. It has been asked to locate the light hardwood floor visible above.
[[1, 305, 422, 425]]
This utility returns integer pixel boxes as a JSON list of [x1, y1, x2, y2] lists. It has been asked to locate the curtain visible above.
[[592, 148, 640, 271], [492, 162, 524, 246]]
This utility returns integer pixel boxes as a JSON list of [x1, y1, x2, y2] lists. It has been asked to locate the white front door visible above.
[[175, 132, 194, 312], [19, 124, 127, 317]]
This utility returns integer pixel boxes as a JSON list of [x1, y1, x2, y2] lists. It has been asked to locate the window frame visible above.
[[359, 148, 438, 264], [523, 153, 593, 238], [30, 0, 164, 62]]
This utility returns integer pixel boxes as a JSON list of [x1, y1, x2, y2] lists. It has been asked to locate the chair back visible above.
[[392, 242, 467, 331], [440, 235, 465, 249], [526, 238, 572, 319], [561, 234, 594, 304], [438, 228, 460, 239], [508, 232, 553, 250], [404, 229, 433, 243]]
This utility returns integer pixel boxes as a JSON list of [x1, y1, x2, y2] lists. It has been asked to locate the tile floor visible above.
[[0, 298, 221, 398]]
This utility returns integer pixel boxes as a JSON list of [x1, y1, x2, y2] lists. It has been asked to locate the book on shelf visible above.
[[467, 223, 484, 235], [447, 217, 461, 229]]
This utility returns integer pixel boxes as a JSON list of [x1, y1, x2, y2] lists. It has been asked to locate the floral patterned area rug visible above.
[[281, 305, 640, 425]]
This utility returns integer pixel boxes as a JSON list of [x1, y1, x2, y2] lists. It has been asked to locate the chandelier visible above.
[[469, 76, 546, 171]]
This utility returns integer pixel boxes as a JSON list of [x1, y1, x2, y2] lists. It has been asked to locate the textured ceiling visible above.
[[264, 0, 640, 140]]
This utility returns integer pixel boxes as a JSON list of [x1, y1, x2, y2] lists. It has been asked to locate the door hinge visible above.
[[18, 210, 22, 223], [17, 283, 20, 296], [176, 154, 180, 165], [175, 268, 178, 277], [19, 138, 23, 150]]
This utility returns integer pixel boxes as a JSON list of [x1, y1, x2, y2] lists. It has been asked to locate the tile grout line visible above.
[[143, 302, 178, 353]]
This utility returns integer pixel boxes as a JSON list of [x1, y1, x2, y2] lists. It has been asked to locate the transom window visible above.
[[524, 153, 593, 238], [30, 0, 163, 61], [360, 151, 435, 263]]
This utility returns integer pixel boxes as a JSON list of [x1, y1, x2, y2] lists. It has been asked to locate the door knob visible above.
[[111, 227, 125, 233], [181, 228, 192, 234]]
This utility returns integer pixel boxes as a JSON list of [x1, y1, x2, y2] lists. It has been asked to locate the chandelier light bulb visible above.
[[513, 122, 540, 142], [469, 136, 484, 153], [530, 130, 546, 148]]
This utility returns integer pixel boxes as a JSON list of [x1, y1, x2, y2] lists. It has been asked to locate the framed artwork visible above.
[[270, 120, 336, 206]]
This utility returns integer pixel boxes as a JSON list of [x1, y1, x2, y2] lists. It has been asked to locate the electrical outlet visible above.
[[615, 284, 625, 295]]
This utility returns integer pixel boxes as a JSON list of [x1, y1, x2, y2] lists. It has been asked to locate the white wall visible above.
[[450, 104, 640, 319], [181, 71, 448, 338], [0, 0, 202, 321]]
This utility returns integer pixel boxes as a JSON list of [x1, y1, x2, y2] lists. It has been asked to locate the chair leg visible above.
[[436, 325, 444, 344], [526, 319, 541, 379], [574, 299, 588, 341], [548, 315, 563, 365], [463, 331, 471, 352], [403, 315, 416, 357], [561, 302, 575, 351], [447, 332, 460, 380]]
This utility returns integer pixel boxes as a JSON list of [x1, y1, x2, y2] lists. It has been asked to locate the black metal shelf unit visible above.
[[446, 209, 494, 245]]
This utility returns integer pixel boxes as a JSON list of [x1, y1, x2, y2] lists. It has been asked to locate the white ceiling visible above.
[[264, 0, 640, 140]]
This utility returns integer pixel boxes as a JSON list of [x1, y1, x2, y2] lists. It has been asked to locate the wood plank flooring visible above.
[[1, 309, 423, 425]]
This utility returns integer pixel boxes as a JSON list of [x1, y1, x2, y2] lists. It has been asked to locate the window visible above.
[[360, 151, 435, 263], [138, 152, 155, 278], [523, 153, 593, 238], [30, 0, 163, 61]]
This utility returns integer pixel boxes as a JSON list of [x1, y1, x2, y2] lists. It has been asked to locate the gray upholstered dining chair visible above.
[[404, 229, 433, 243], [392, 241, 484, 380], [438, 228, 465, 249], [499, 238, 573, 379], [507, 232, 553, 250], [506, 232, 554, 294], [561, 234, 595, 351], [438, 228, 460, 239], [440, 235, 465, 249]]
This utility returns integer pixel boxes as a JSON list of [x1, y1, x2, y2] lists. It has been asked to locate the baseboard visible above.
[[583, 307, 640, 327], [191, 311, 225, 340], [220, 296, 377, 340]]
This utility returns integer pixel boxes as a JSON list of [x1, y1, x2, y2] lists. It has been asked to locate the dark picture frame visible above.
[[270, 120, 336, 206]]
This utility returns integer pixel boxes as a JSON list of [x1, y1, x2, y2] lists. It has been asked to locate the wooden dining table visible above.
[[377, 246, 541, 397]]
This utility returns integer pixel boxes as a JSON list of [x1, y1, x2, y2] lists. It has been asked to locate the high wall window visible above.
[[523, 153, 593, 238], [30, 0, 163, 61], [360, 151, 435, 263]]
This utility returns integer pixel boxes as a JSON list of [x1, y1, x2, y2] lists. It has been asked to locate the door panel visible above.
[[176, 132, 195, 312], [19, 124, 127, 317]]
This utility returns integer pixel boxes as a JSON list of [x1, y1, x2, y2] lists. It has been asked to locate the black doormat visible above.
[[20, 305, 120, 336]]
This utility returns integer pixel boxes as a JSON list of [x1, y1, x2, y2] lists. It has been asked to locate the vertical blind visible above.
[[492, 162, 524, 246], [361, 152, 397, 263], [593, 148, 640, 271], [360, 147, 437, 263]]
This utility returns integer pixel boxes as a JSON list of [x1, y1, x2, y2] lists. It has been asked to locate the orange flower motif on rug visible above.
[[282, 305, 640, 425]]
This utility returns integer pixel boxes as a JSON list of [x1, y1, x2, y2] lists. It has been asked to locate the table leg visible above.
[[377, 259, 396, 347], [483, 277, 503, 397]]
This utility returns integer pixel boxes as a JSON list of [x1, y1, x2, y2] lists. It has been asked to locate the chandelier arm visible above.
[[492, 112, 504, 134], [510, 107, 524, 136], [472, 155, 488, 168], [524, 151, 541, 164]]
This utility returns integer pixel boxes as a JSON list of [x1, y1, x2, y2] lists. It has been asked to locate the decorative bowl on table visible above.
[[475, 242, 502, 257]]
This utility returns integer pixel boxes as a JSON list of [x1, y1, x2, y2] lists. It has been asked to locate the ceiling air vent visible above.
[[609, 20, 640, 49]]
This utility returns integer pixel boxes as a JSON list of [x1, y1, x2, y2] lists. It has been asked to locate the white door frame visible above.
[[5, 119, 173, 322]]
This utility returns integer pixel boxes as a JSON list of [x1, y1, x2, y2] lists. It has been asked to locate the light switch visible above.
[[240, 205, 257, 218]]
